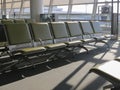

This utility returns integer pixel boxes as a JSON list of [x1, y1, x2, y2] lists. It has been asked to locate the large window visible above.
[[72, 4, 93, 14], [0, 0, 119, 20], [52, 6, 68, 13]]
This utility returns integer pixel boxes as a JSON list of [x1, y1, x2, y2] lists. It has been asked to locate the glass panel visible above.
[[23, 8, 30, 13], [6, 3, 12, 9], [113, 3, 117, 13], [98, 0, 117, 2], [72, 5, 86, 13], [13, 0, 21, 1], [23, 1, 30, 8], [13, 2, 21, 8], [52, 0, 69, 5], [73, 0, 94, 4], [43, 0, 50, 6], [72, 4, 93, 14], [6, 0, 13, 2], [52, 6, 68, 13], [44, 6, 49, 13]]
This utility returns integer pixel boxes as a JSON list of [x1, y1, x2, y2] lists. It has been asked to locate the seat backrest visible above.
[[50, 22, 69, 43], [0, 24, 7, 47], [25, 19, 35, 23], [1, 19, 14, 24], [5, 23, 32, 50], [66, 21, 83, 36], [14, 19, 26, 24], [80, 21, 94, 35], [90, 21, 102, 33], [30, 22, 53, 46], [65, 21, 83, 40]]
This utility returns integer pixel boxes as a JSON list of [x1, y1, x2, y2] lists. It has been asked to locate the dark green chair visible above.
[[90, 21, 113, 39], [50, 22, 82, 47], [3, 23, 46, 72], [79, 21, 109, 48], [29, 22, 67, 50]]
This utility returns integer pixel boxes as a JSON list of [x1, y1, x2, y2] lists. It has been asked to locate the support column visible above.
[[30, 0, 44, 22]]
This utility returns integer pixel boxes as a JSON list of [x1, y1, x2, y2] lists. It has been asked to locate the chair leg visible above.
[[103, 84, 113, 90], [79, 45, 88, 53]]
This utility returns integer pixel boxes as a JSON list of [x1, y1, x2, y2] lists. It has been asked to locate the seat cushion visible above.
[[65, 40, 82, 46], [18, 47, 46, 55], [45, 43, 66, 50], [81, 39, 95, 43]]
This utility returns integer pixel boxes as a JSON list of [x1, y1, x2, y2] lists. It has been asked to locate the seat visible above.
[[29, 22, 67, 50], [90, 21, 113, 39], [29, 22, 67, 60], [79, 21, 109, 48], [50, 22, 82, 47], [89, 60, 120, 89], [3, 23, 46, 72], [65, 21, 92, 52], [25, 19, 35, 23], [5, 23, 46, 54], [0, 24, 8, 56]]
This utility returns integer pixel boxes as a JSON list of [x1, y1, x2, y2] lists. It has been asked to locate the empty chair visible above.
[[65, 21, 93, 52], [0, 24, 9, 57], [80, 21, 109, 47], [5, 23, 46, 54], [90, 21, 113, 38], [50, 22, 88, 55], [2, 23, 46, 72], [89, 60, 120, 90], [65, 21, 96, 43], [29, 22, 68, 60], [29, 22, 67, 50], [50, 22, 82, 47]]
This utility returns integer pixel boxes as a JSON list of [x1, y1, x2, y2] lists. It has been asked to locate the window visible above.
[[52, 5, 68, 13]]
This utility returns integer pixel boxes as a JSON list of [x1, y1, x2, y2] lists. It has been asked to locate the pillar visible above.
[[30, 0, 44, 22]]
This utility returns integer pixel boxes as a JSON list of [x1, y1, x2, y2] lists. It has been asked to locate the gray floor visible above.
[[0, 40, 119, 90]]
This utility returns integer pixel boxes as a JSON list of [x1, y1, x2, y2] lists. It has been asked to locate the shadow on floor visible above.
[[0, 40, 114, 87]]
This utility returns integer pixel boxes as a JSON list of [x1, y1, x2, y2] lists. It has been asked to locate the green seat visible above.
[[5, 23, 46, 54], [30, 22, 66, 50], [18, 46, 46, 55], [0, 23, 47, 72], [90, 21, 113, 39], [45, 43, 66, 50], [89, 60, 120, 89], [80, 21, 109, 47], [50, 22, 82, 46], [66, 21, 95, 44], [25, 19, 35, 23]]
